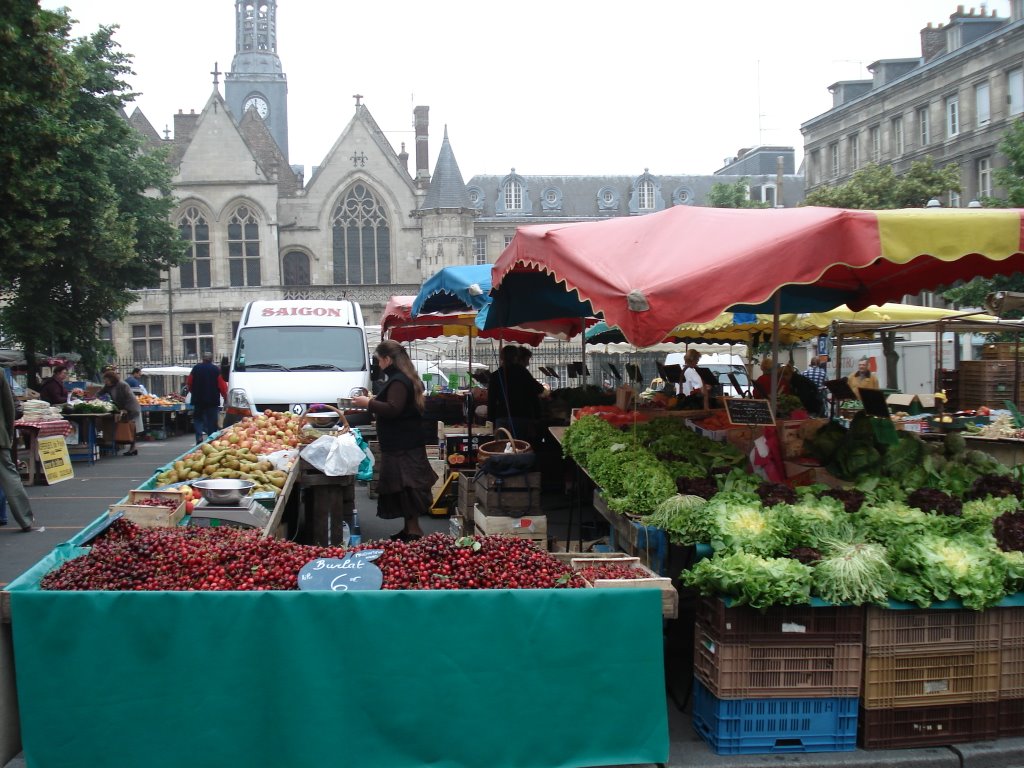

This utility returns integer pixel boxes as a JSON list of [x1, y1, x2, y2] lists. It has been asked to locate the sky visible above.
[[42, 0, 1015, 178]]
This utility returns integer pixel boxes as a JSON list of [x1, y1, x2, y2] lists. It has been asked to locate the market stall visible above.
[[1, 408, 670, 768]]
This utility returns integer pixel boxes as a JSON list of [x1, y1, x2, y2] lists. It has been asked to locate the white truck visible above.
[[225, 299, 372, 425]]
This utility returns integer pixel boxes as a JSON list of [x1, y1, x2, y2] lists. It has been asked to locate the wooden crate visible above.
[[572, 556, 677, 619], [591, 491, 668, 575], [473, 470, 542, 515], [109, 489, 186, 528], [457, 470, 476, 515], [982, 342, 1024, 360], [473, 504, 548, 549]]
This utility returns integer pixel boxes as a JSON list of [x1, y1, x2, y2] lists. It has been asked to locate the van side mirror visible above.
[[370, 357, 381, 381]]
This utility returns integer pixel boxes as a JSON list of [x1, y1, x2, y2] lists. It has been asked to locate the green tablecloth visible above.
[[8, 574, 668, 767]]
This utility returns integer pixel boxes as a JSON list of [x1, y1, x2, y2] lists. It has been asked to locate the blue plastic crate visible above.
[[692, 679, 858, 755]]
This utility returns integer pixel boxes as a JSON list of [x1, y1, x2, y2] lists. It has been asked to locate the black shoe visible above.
[[0, 520, 7, 527], [123, 449, 138, 456]]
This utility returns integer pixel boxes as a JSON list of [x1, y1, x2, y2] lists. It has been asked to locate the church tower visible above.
[[224, 0, 289, 160]]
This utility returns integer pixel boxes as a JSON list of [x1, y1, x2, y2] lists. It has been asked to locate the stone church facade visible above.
[[114, 0, 803, 367]]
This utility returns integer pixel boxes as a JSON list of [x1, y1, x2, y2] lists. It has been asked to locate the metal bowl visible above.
[[191, 479, 256, 506], [304, 411, 341, 428]]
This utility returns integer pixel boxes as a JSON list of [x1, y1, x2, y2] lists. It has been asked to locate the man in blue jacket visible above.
[[186, 352, 227, 444]]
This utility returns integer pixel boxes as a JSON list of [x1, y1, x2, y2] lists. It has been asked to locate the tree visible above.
[[0, 12, 185, 382], [994, 117, 1024, 206], [704, 178, 769, 208], [803, 158, 960, 209]]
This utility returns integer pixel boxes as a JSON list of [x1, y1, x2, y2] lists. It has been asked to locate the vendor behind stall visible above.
[[847, 357, 879, 397], [679, 349, 709, 409], [37, 365, 68, 406]]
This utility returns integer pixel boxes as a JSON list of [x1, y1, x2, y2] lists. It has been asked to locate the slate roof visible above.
[[420, 127, 471, 210]]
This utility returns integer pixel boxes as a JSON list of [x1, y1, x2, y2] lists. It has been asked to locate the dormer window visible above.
[[504, 180, 523, 211], [638, 180, 655, 210]]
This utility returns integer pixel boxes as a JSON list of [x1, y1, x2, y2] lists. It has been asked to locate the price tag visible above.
[[298, 550, 384, 591]]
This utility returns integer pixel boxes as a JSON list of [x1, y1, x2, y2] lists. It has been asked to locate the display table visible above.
[[5, 523, 669, 768], [13, 419, 74, 486], [62, 412, 118, 463], [140, 403, 191, 438]]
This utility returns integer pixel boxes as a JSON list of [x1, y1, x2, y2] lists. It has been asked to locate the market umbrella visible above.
[[485, 206, 1024, 348], [411, 264, 493, 316], [381, 295, 545, 346]]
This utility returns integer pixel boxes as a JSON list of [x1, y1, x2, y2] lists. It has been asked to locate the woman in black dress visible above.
[[351, 340, 436, 541]]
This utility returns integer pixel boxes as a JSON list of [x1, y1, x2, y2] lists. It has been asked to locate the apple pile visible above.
[[39, 521, 589, 592], [214, 410, 305, 455]]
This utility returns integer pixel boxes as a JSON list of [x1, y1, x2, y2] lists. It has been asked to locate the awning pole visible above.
[[770, 291, 781, 414]]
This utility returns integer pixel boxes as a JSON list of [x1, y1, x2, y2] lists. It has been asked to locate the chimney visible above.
[[398, 141, 409, 175], [414, 106, 430, 189], [775, 155, 784, 208], [173, 108, 199, 144], [920, 22, 947, 63]]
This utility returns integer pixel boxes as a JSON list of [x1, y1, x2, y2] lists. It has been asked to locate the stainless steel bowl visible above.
[[191, 479, 256, 506], [304, 411, 341, 428]]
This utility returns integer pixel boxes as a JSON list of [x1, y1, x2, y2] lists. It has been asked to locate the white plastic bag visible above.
[[264, 448, 299, 472], [300, 433, 366, 476]]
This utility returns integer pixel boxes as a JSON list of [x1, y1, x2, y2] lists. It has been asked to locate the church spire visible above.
[[235, 0, 277, 55]]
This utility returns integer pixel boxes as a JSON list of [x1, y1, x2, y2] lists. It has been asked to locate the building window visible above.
[[473, 235, 487, 265], [978, 156, 992, 198], [181, 322, 214, 360], [637, 179, 655, 210], [975, 81, 991, 126], [131, 324, 163, 362], [98, 323, 112, 343], [946, 94, 960, 138], [849, 133, 859, 169], [761, 185, 777, 207], [891, 117, 904, 156], [504, 180, 523, 211], [227, 205, 261, 287], [1010, 68, 1024, 117], [949, 190, 962, 208], [177, 206, 210, 289], [282, 251, 310, 286], [829, 143, 839, 177], [330, 183, 391, 285], [917, 105, 930, 146], [504, 234, 514, 249], [869, 125, 881, 163]]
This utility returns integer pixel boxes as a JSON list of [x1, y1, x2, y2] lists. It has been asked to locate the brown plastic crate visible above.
[[694, 624, 862, 699], [865, 606, 1002, 653], [698, 598, 864, 645], [998, 698, 1024, 738], [859, 702, 999, 749], [862, 649, 1000, 709], [1001, 644, 1024, 699], [1001, 606, 1024, 647]]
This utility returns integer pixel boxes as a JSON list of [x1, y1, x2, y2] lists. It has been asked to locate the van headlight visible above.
[[227, 388, 251, 410]]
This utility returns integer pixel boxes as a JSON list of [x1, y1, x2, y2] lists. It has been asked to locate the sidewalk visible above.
[[3, 438, 1024, 766]]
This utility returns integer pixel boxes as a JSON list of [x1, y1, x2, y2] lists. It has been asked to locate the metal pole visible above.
[[770, 291, 781, 414]]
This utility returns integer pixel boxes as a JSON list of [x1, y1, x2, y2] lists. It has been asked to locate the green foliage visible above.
[[0, 10, 185, 380], [995, 117, 1024, 206], [681, 552, 812, 609], [704, 177, 769, 209], [802, 158, 960, 210]]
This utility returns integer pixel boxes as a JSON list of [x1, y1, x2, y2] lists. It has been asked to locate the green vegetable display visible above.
[[681, 552, 812, 609]]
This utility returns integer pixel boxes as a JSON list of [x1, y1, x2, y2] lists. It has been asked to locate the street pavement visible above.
[[3, 435, 1024, 766]]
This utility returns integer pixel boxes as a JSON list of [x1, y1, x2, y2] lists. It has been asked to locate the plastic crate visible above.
[[1001, 644, 1024, 699], [694, 624, 862, 699], [698, 598, 863, 645], [862, 648, 1000, 709], [858, 702, 999, 749], [691, 679, 858, 755], [865, 605, 1002, 653], [1002, 606, 1024, 647], [998, 698, 1024, 738]]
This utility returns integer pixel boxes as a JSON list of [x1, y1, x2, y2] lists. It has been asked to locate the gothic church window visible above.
[[178, 206, 210, 289], [283, 251, 310, 286], [227, 205, 262, 287], [331, 183, 391, 284]]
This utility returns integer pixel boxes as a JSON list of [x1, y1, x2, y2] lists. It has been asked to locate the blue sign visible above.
[[298, 550, 384, 591]]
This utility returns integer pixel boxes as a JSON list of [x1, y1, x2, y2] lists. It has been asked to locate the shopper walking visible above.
[[0, 373, 42, 531], [351, 340, 436, 542], [186, 352, 228, 445]]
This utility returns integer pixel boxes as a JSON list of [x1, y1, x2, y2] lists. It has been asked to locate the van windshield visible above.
[[234, 326, 366, 372]]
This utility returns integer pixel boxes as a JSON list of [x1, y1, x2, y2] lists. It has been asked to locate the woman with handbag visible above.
[[98, 370, 142, 456], [350, 340, 437, 542]]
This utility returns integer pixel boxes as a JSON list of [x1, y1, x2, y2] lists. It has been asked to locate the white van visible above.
[[225, 300, 371, 424]]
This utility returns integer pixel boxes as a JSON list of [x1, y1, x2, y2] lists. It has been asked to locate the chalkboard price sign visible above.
[[724, 398, 776, 426], [298, 550, 384, 592]]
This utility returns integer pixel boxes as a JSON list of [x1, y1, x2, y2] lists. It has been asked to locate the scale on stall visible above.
[[189, 495, 271, 529]]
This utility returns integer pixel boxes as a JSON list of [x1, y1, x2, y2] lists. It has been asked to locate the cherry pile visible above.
[[577, 563, 648, 582], [132, 497, 181, 509], [40, 521, 588, 592]]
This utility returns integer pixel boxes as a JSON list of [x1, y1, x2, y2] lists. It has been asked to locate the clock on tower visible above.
[[243, 95, 269, 119]]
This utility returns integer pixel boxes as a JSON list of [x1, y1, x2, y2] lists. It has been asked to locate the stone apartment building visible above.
[[114, 0, 804, 367], [802, 2, 1024, 206]]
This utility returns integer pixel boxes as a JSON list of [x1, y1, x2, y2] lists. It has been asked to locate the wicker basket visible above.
[[477, 427, 532, 461]]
